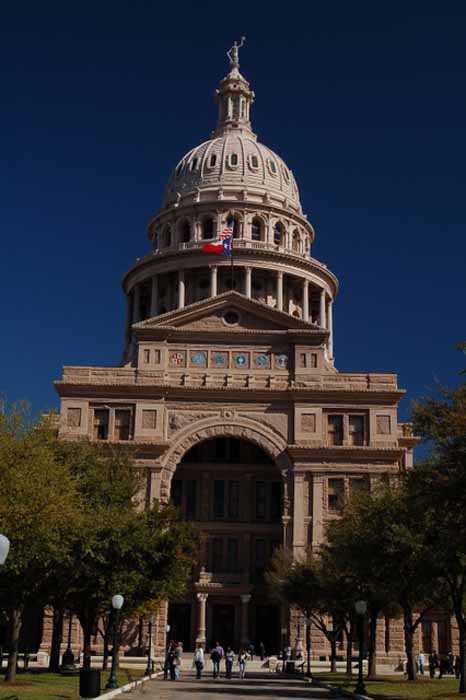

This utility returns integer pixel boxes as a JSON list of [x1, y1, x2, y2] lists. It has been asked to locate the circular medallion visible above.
[[276, 353, 288, 369], [212, 352, 228, 368], [234, 353, 248, 368], [255, 353, 269, 368], [191, 351, 207, 367], [170, 351, 185, 367]]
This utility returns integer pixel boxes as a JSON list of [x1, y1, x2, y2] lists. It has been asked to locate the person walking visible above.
[[259, 641, 266, 661], [225, 647, 235, 678], [175, 641, 183, 679], [418, 650, 425, 675], [238, 649, 247, 679], [165, 641, 177, 681], [193, 644, 204, 680], [429, 650, 439, 678], [248, 641, 255, 660], [211, 641, 224, 679], [455, 655, 461, 679]]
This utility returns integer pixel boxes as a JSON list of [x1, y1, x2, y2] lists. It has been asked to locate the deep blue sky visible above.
[[1, 1, 465, 428]]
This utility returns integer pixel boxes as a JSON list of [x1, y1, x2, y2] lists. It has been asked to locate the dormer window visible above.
[[175, 162, 184, 177], [282, 166, 290, 183], [248, 154, 259, 171], [208, 154, 217, 168], [227, 153, 239, 169], [190, 158, 198, 171], [267, 158, 277, 176]]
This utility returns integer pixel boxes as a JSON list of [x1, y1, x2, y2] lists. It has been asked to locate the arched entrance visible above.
[[168, 435, 284, 653]]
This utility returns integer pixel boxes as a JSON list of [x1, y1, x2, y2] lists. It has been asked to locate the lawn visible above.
[[0, 669, 144, 700], [314, 672, 466, 699]]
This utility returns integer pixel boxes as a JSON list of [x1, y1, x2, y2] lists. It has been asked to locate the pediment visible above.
[[133, 291, 322, 335]]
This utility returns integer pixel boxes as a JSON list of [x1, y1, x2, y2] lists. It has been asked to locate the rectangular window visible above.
[[255, 539, 266, 577], [212, 538, 223, 573], [171, 480, 183, 508], [93, 409, 109, 441], [270, 482, 282, 522], [255, 481, 267, 520], [226, 538, 239, 572], [114, 409, 131, 441], [349, 415, 365, 446], [350, 477, 369, 496], [228, 481, 240, 519], [299, 353, 307, 368], [214, 480, 225, 519], [143, 349, 150, 363], [67, 407, 82, 428], [186, 480, 197, 520], [328, 478, 344, 512], [153, 349, 161, 363], [142, 409, 157, 430], [328, 415, 343, 446], [311, 353, 318, 368]]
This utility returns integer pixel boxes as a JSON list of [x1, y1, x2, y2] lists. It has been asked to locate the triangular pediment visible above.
[[133, 291, 323, 335]]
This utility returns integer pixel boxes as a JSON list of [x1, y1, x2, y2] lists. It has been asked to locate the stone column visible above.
[[210, 266, 218, 297], [302, 280, 310, 322], [133, 284, 141, 323], [240, 594, 252, 646], [431, 621, 439, 652], [196, 593, 208, 646], [319, 288, 326, 328], [311, 475, 324, 550], [245, 266, 252, 298], [150, 275, 158, 317], [178, 269, 185, 309], [293, 473, 306, 558], [328, 298, 334, 359], [276, 271, 284, 311]]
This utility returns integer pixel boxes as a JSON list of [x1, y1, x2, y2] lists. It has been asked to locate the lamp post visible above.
[[61, 610, 76, 671], [354, 600, 367, 696], [106, 595, 124, 690], [304, 616, 312, 679], [144, 616, 155, 677], [0, 535, 10, 565]]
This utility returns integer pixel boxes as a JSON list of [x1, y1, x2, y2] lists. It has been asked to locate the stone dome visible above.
[[162, 61, 302, 213], [163, 134, 301, 210]]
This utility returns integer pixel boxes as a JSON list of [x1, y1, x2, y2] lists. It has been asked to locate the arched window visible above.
[[202, 217, 214, 240], [227, 215, 241, 239], [251, 217, 263, 242], [209, 154, 217, 168], [292, 230, 300, 253], [162, 226, 172, 247], [274, 222, 284, 245], [180, 220, 191, 243]]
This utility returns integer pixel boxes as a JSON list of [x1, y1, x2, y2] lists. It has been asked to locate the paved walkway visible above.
[[123, 671, 341, 699]]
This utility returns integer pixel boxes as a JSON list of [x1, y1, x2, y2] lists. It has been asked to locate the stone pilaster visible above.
[[196, 593, 208, 646]]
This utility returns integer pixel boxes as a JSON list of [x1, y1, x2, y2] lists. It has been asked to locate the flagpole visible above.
[[230, 241, 234, 290]]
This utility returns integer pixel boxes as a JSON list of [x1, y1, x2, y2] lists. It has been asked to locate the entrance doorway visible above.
[[255, 605, 280, 654], [211, 604, 236, 649], [168, 603, 191, 650]]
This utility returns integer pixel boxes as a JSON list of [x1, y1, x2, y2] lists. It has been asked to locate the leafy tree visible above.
[[411, 355, 466, 692], [0, 401, 80, 683], [326, 485, 443, 681]]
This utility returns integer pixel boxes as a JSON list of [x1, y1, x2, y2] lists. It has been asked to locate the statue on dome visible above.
[[227, 36, 246, 67]]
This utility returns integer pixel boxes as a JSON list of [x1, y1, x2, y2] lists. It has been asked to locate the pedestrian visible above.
[[193, 643, 204, 680], [418, 650, 425, 675], [225, 647, 235, 678], [248, 641, 255, 660], [285, 644, 292, 660], [439, 653, 448, 679], [455, 655, 461, 679], [259, 641, 266, 661], [429, 650, 439, 678], [448, 651, 455, 675], [165, 641, 177, 681], [175, 641, 183, 679], [238, 649, 247, 679], [211, 641, 224, 679]]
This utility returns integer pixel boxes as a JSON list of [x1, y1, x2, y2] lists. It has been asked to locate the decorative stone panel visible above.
[[294, 405, 322, 443], [134, 402, 164, 441]]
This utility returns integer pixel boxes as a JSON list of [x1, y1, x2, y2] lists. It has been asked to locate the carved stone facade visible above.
[[40, 50, 453, 664]]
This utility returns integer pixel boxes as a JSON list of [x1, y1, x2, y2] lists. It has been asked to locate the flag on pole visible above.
[[201, 227, 233, 256]]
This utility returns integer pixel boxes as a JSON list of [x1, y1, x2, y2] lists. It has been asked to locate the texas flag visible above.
[[201, 227, 233, 256]]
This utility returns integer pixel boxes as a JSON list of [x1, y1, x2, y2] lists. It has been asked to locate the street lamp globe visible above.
[[0, 534, 10, 565], [112, 594, 124, 610], [165, 624, 171, 633], [355, 599, 367, 615]]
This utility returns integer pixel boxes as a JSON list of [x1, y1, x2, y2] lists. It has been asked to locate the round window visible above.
[[224, 310, 240, 326]]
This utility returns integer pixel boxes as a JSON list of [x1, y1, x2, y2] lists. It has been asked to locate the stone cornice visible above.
[[287, 444, 402, 462]]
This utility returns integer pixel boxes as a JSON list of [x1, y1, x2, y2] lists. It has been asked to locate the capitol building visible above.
[[39, 45, 455, 662]]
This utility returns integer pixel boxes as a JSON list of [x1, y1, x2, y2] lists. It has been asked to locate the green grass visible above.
[[313, 672, 466, 699], [0, 669, 144, 700]]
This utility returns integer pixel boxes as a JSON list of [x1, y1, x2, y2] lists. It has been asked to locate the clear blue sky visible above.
[[1, 1, 465, 427]]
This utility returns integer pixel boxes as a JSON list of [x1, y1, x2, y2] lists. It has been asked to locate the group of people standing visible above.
[[422, 650, 461, 678], [193, 641, 248, 680]]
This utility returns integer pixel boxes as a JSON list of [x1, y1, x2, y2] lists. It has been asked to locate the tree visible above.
[[0, 401, 80, 683], [411, 355, 466, 693], [325, 485, 443, 681]]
